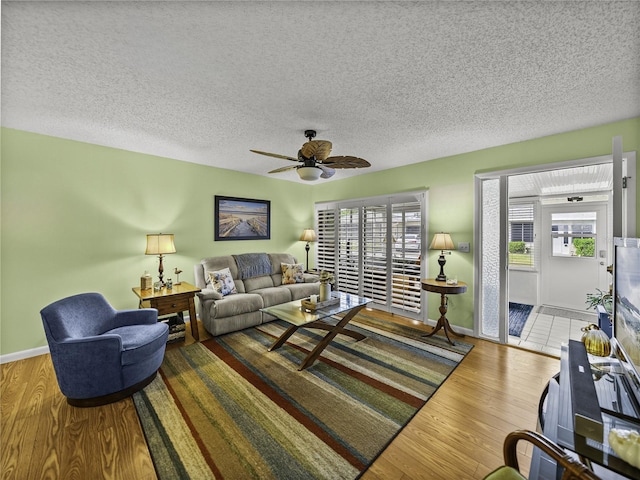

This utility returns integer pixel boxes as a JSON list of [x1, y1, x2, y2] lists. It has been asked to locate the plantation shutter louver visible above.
[[316, 209, 336, 274], [337, 208, 360, 295], [391, 201, 422, 313], [362, 205, 388, 304]]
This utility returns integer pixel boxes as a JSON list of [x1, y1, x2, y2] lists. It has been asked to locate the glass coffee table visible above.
[[261, 291, 371, 370]]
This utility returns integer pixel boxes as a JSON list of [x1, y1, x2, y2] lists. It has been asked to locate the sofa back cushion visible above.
[[268, 253, 298, 286], [195, 253, 300, 291], [243, 275, 275, 292], [196, 256, 246, 293]]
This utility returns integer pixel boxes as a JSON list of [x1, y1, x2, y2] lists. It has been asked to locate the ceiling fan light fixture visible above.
[[297, 166, 322, 181]]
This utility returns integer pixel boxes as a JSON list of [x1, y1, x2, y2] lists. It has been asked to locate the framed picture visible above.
[[214, 195, 271, 241]]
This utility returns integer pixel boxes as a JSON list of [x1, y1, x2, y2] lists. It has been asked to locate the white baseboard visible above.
[[1, 345, 50, 364]]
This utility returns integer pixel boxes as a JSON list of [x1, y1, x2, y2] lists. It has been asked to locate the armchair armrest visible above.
[[113, 308, 158, 328], [52, 335, 125, 398], [503, 430, 600, 479]]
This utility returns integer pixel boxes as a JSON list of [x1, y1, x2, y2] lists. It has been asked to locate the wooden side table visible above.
[[132, 281, 201, 341], [421, 279, 467, 345]]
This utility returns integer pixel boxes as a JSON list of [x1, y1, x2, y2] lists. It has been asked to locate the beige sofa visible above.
[[193, 253, 320, 336]]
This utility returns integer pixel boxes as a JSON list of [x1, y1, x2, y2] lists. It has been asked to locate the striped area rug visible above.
[[133, 316, 472, 479]]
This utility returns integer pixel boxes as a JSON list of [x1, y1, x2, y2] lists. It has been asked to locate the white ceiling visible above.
[[2, 1, 639, 183]]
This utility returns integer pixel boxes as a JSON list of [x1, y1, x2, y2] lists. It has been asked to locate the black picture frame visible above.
[[214, 195, 271, 241]]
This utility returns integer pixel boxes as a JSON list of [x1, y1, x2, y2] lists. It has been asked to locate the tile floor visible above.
[[508, 307, 594, 357]]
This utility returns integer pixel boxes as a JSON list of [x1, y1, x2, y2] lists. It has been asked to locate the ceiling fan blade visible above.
[[317, 164, 336, 179], [268, 165, 298, 174], [300, 140, 333, 161], [250, 149, 299, 162], [322, 156, 371, 169]]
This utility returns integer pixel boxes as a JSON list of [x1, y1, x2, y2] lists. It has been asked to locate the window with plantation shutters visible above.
[[315, 191, 427, 319]]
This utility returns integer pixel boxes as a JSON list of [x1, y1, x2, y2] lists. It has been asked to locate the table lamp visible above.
[[145, 233, 176, 286], [430, 232, 455, 281], [299, 228, 317, 272]]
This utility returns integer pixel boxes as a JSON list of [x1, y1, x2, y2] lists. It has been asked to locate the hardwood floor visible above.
[[1, 311, 559, 479]]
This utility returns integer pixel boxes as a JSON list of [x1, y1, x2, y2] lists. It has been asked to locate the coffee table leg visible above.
[[268, 324, 301, 351], [297, 304, 367, 371]]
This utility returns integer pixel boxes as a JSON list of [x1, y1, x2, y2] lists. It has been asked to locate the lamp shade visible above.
[[300, 229, 317, 242], [430, 232, 455, 251], [145, 234, 176, 255], [297, 166, 322, 181]]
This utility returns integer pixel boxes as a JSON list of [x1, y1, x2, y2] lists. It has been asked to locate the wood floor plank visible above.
[[1, 313, 560, 479]]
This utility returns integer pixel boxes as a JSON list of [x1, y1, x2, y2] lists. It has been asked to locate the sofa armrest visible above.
[[303, 273, 320, 283], [197, 289, 224, 301]]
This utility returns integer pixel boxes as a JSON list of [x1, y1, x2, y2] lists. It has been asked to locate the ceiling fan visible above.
[[250, 130, 371, 181]]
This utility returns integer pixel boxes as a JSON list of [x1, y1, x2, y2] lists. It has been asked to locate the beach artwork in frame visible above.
[[214, 195, 271, 240]]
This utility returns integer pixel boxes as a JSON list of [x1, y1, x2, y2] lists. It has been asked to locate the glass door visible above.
[[540, 204, 609, 311]]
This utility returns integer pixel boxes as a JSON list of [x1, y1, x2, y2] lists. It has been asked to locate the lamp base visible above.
[[436, 254, 447, 281], [157, 254, 165, 286]]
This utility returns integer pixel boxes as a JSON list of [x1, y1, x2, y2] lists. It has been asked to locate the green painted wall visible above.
[[2, 118, 639, 356], [0, 129, 315, 355]]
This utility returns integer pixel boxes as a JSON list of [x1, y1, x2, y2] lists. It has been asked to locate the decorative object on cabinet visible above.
[[580, 323, 611, 357], [174, 267, 182, 285], [140, 271, 153, 290]]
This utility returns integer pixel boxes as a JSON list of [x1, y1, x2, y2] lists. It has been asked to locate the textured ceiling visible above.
[[2, 1, 639, 183]]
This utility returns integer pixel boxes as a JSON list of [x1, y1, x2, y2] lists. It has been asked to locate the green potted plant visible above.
[[319, 271, 334, 301], [585, 288, 612, 313], [585, 288, 612, 338]]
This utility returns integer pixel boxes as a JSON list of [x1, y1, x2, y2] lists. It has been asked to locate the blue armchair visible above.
[[40, 292, 169, 407]]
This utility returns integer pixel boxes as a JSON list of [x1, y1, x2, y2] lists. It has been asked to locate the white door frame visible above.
[[474, 151, 636, 342]]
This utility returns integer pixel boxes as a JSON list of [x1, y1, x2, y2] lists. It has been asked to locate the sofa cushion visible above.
[[208, 268, 237, 296], [243, 275, 275, 292], [212, 293, 264, 318], [106, 323, 168, 366], [252, 287, 293, 307], [281, 262, 304, 284], [269, 253, 298, 271]]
